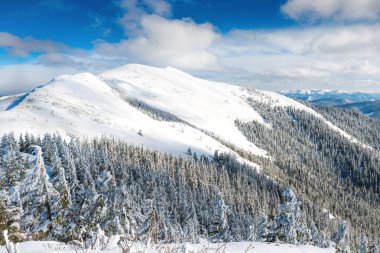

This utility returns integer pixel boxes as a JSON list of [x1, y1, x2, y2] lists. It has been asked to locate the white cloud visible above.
[[349, 60, 380, 75], [208, 24, 380, 92], [282, 0, 380, 21], [101, 0, 219, 70], [96, 15, 220, 70], [118, 0, 172, 34], [221, 24, 380, 60], [37, 53, 78, 66], [143, 0, 171, 16], [309, 25, 380, 56], [0, 32, 67, 57], [0, 64, 79, 95]]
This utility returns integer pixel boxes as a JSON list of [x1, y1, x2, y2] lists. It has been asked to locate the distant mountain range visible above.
[[281, 89, 380, 119], [338, 100, 380, 119]]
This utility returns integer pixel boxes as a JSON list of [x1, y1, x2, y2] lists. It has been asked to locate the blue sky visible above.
[[1, 0, 293, 49], [1, 0, 380, 95]]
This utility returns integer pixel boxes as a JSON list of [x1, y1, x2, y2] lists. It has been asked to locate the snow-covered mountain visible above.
[[0, 93, 28, 111], [0, 64, 368, 165], [281, 89, 380, 104], [338, 100, 380, 119], [281, 89, 380, 120]]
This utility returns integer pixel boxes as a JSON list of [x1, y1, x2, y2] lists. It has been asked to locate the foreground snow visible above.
[[0, 240, 335, 253]]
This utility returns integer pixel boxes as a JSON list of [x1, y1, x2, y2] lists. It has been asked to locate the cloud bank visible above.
[[0, 32, 67, 57], [1, 0, 380, 95], [97, 15, 219, 70], [282, 0, 380, 21]]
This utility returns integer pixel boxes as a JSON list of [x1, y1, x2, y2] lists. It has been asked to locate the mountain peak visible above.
[[100, 63, 193, 82], [0, 63, 370, 163]]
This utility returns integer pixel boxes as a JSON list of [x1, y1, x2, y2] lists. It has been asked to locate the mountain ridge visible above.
[[0, 64, 371, 160], [282, 89, 380, 120]]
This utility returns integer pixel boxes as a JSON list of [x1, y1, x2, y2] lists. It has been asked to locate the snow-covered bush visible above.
[[3, 230, 19, 253]]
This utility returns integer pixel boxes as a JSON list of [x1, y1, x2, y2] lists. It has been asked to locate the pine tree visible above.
[[358, 232, 368, 253], [51, 145, 71, 209], [182, 203, 200, 243], [333, 220, 350, 253], [0, 132, 378, 246], [5, 150, 26, 188], [370, 239, 380, 253], [20, 146, 59, 237], [0, 190, 23, 244], [209, 189, 229, 242], [275, 188, 301, 244], [256, 213, 269, 242]]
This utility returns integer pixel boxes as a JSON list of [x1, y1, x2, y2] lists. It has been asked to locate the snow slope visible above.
[[0, 240, 336, 253], [0, 64, 369, 165], [0, 72, 248, 162], [0, 93, 27, 111], [100, 64, 268, 156]]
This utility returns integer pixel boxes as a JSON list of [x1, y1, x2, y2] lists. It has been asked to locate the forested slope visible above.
[[0, 131, 379, 252]]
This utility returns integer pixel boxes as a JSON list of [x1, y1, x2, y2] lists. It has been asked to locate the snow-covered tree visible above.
[[182, 203, 200, 243], [209, 189, 229, 242], [333, 220, 350, 253], [90, 224, 108, 250], [0, 190, 23, 244], [0, 132, 378, 247], [358, 232, 368, 253], [51, 145, 71, 209], [4, 151, 25, 188], [275, 188, 301, 244], [370, 239, 380, 253], [138, 200, 159, 244], [20, 146, 59, 237], [3, 230, 19, 253], [311, 225, 327, 247], [256, 213, 269, 242]]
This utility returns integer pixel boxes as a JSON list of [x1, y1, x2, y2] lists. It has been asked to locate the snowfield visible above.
[[100, 65, 268, 157], [0, 64, 369, 168], [0, 240, 336, 253]]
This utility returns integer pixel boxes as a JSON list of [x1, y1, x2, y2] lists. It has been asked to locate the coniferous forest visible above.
[[0, 101, 379, 253]]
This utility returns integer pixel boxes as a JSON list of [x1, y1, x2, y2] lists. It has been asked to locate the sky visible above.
[[1, 0, 380, 95]]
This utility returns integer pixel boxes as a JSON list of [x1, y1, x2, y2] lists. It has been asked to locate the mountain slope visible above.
[[0, 64, 371, 159], [100, 64, 268, 157], [338, 100, 380, 119], [282, 89, 380, 120], [0, 71, 261, 167], [0, 93, 28, 111]]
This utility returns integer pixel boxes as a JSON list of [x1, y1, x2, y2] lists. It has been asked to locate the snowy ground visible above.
[[0, 240, 336, 253]]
